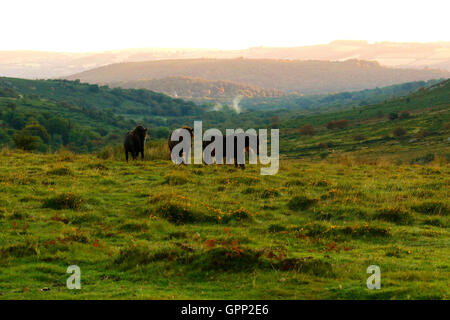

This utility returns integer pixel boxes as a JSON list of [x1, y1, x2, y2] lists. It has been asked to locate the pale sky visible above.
[[1, 0, 449, 52]]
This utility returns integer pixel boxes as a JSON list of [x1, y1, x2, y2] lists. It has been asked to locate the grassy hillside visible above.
[[65, 58, 450, 95], [0, 77, 214, 152], [278, 79, 450, 163], [0, 76, 448, 300], [1, 76, 449, 159], [0, 151, 448, 299], [0, 77, 205, 117], [241, 79, 441, 111]]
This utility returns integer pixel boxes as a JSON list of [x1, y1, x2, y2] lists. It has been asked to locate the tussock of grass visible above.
[[260, 188, 280, 199], [0, 239, 39, 260], [288, 195, 318, 211], [284, 179, 306, 187], [85, 163, 109, 171], [163, 172, 189, 185], [375, 207, 414, 225], [412, 201, 449, 216], [385, 246, 408, 258], [42, 192, 84, 210], [155, 199, 197, 224], [267, 224, 287, 233], [220, 176, 260, 185], [60, 227, 92, 244], [114, 242, 186, 269], [47, 167, 73, 176], [119, 220, 149, 232], [290, 222, 390, 239], [277, 257, 333, 276], [189, 247, 263, 272], [423, 217, 448, 228], [221, 207, 252, 223]]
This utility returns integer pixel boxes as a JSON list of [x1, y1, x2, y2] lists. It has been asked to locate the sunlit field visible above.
[[0, 148, 448, 299]]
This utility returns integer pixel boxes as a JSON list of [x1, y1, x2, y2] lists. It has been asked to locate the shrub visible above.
[[393, 127, 407, 138], [443, 122, 450, 131], [6, 102, 16, 110], [326, 120, 349, 129], [288, 195, 317, 211], [298, 124, 315, 136], [414, 129, 432, 139], [389, 112, 398, 120], [353, 134, 365, 141], [13, 133, 40, 151], [98, 146, 115, 160], [21, 123, 50, 143], [43, 192, 84, 210], [399, 110, 411, 119]]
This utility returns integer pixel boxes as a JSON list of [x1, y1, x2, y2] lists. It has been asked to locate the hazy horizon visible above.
[[1, 0, 449, 52], [1, 39, 450, 54]]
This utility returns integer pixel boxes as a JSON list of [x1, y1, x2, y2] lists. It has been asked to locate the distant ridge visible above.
[[65, 58, 450, 95], [2, 41, 450, 79]]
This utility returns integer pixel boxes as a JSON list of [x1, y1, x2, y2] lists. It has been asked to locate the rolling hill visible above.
[[65, 58, 450, 95], [2, 41, 450, 79], [110, 76, 285, 100]]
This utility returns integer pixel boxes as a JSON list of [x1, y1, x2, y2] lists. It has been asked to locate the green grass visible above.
[[0, 150, 448, 299]]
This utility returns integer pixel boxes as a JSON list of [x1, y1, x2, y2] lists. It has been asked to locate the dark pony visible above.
[[124, 125, 148, 162]]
